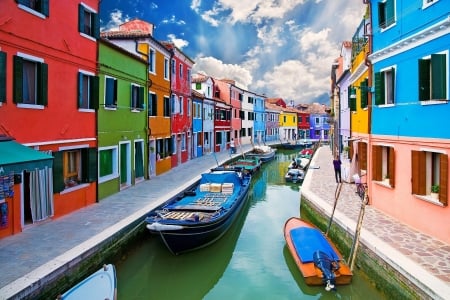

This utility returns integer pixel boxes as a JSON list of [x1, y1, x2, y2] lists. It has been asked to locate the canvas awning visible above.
[[0, 140, 53, 174]]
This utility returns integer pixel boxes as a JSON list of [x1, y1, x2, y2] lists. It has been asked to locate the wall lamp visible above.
[[349, 85, 375, 98]]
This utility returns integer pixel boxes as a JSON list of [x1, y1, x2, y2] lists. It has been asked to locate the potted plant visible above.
[[383, 174, 390, 185], [431, 185, 440, 199]]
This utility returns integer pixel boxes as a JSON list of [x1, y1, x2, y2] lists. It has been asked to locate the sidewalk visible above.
[[301, 145, 450, 300], [0, 145, 253, 299]]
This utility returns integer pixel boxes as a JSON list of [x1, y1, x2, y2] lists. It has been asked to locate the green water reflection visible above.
[[115, 150, 385, 300]]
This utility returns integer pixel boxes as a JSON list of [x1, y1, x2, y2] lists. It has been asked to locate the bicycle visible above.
[[354, 174, 369, 203]]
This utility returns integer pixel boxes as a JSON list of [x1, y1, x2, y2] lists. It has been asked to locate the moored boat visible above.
[[228, 157, 262, 174], [58, 264, 117, 300], [245, 145, 276, 162], [285, 168, 305, 183], [145, 169, 252, 255], [283, 217, 352, 290]]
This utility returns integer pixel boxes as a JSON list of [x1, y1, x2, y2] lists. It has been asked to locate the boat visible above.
[[283, 217, 352, 291], [288, 157, 310, 170], [58, 264, 117, 300], [228, 157, 262, 174], [145, 169, 252, 255], [245, 145, 276, 162], [285, 168, 305, 183], [299, 148, 314, 159]]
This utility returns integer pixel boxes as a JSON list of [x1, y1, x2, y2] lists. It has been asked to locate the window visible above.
[[0, 51, 6, 103], [181, 133, 186, 151], [372, 145, 395, 187], [423, 0, 439, 9], [52, 148, 97, 192], [349, 87, 357, 112], [179, 63, 183, 78], [156, 138, 171, 159], [360, 79, 369, 109], [17, 0, 49, 17], [98, 146, 118, 183], [78, 3, 99, 39], [171, 59, 176, 75], [13, 55, 48, 106], [105, 77, 117, 108], [375, 67, 395, 105], [149, 92, 157, 116], [179, 96, 183, 115], [188, 98, 191, 117], [131, 84, 144, 111], [134, 140, 144, 180], [418, 53, 447, 101], [187, 69, 191, 86], [195, 82, 201, 90], [412, 150, 448, 206], [378, 0, 395, 29], [78, 71, 99, 110], [164, 58, 169, 80], [163, 96, 170, 117], [171, 135, 176, 154], [149, 49, 155, 73], [171, 94, 176, 114], [216, 132, 222, 144], [358, 142, 368, 171]]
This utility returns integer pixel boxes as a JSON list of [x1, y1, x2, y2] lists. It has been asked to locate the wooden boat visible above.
[[283, 217, 352, 290], [228, 157, 261, 174], [58, 264, 117, 300], [288, 157, 310, 170], [245, 145, 276, 162], [285, 168, 305, 183], [145, 169, 252, 255]]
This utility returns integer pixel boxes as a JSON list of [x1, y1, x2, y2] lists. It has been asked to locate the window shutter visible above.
[[349, 87, 356, 111], [372, 145, 382, 181], [389, 146, 395, 188], [90, 76, 99, 109], [113, 79, 118, 106], [386, 0, 395, 26], [358, 142, 367, 170], [431, 54, 446, 100], [0, 51, 6, 103], [77, 72, 83, 108], [42, 0, 49, 16], [374, 72, 384, 105], [418, 59, 430, 101], [411, 150, 425, 195], [78, 4, 84, 33], [139, 86, 145, 109], [13, 55, 23, 103], [93, 12, 100, 39], [439, 153, 448, 206], [38, 62, 48, 106], [82, 148, 97, 183], [360, 79, 368, 109], [390, 67, 395, 103], [52, 151, 65, 193]]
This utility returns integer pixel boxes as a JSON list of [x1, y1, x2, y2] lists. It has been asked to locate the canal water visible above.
[[114, 150, 385, 300]]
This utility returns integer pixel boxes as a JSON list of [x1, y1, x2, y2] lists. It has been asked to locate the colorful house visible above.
[[101, 19, 173, 176], [97, 39, 148, 200], [0, 0, 99, 238], [368, 0, 449, 243], [192, 74, 215, 154], [213, 93, 231, 153], [264, 102, 280, 142], [241, 90, 256, 145], [191, 90, 204, 158], [253, 94, 266, 144], [229, 82, 244, 146], [162, 42, 194, 167]]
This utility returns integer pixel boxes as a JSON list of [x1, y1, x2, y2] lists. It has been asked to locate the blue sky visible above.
[[100, 0, 365, 105]]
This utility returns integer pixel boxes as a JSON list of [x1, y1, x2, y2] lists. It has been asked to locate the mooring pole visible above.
[[325, 182, 342, 236], [348, 187, 369, 271]]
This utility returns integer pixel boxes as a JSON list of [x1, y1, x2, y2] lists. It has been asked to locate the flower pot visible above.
[[430, 192, 439, 199], [383, 178, 390, 185]]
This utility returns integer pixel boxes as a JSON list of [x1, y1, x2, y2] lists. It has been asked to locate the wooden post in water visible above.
[[325, 182, 342, 236], [348, 187, 369, 271]]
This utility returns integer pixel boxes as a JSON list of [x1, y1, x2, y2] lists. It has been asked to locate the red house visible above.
[[0, 1, 99, 237], [161, 42, 194, 167]]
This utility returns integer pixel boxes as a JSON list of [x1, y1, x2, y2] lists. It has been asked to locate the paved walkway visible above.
[[301, 146, 450, 300], [0, 144, 449, 299]]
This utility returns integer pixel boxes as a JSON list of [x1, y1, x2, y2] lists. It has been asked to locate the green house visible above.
[[97, 39, 148, 200]]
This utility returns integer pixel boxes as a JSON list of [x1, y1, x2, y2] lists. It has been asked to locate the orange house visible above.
[[0, 1, 99, 237]]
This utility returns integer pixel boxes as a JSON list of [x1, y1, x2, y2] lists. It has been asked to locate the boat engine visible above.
[[313, 250, 340, 291]]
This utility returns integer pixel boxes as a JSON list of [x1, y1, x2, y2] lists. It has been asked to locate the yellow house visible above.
[[279, 108, 298, 141]]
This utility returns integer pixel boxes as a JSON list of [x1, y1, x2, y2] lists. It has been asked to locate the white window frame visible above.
[[98, 145, 119, 183]]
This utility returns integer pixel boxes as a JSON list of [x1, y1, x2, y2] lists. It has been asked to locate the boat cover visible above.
[[290, 227, 339, 263]]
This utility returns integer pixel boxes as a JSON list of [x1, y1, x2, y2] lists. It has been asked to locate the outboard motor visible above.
[[313, 250, 340, 291]]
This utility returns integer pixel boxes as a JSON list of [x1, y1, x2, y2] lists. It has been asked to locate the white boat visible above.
[[245, 145, 276, 162], [58, 264, 117, 300], [285, 168, 305, 183]]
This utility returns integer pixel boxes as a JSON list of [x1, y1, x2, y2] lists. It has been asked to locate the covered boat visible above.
[[284, 217, 352, 290], [58, 264, 117, 300], [228, 157, 261, 174], [145, 170, 252, 255], [245, 145, 276, 162], [285, 168, 305, 183]]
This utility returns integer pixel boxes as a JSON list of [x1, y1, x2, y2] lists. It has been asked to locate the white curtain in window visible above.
[[29, 167, 54, 222]]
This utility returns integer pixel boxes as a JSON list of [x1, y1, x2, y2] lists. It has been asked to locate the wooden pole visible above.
[[325, 182, 342, 236], [348, 187, 369, 271]]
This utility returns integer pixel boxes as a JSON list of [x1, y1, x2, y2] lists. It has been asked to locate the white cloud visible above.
[[167, 34, 189, 50], [192, 56, 253, 89], [101, 9, 130, 31], [162, 15, 186, 25]]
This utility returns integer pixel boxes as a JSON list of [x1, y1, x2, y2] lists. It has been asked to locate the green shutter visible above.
[[390, 67, 395, 103], [349, 87, 356, 112], [52, 151, 65, 193], [82, 148, 97, 183], [42, 0, 49, 16], [13, 55, 23, 104], [38, 62, 48, 106], [0, 51, 6, 103], [93, 12, 100, 39], [90, 76, 99, 109], [374, 72, 384, 105], [386, 0, 395, 26], [431, 54, 446, 100], [77, 72, 83, 108], [360, 79, 368, 109], [139, 86, 145, 109], [418, 59, 430, 101], [78, 4, 84, 33]]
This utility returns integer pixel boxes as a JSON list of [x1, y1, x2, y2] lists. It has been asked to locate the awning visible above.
[[0, 140, 54, 174]]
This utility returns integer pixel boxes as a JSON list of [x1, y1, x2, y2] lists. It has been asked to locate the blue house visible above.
[[191, 90, 204, 158], [253, 94, 266, 144], [368, 0, 449, 244]]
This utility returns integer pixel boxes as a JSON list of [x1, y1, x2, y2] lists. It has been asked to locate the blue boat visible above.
[[58, 264, 117, 300], [145, 170, 252, 255]]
